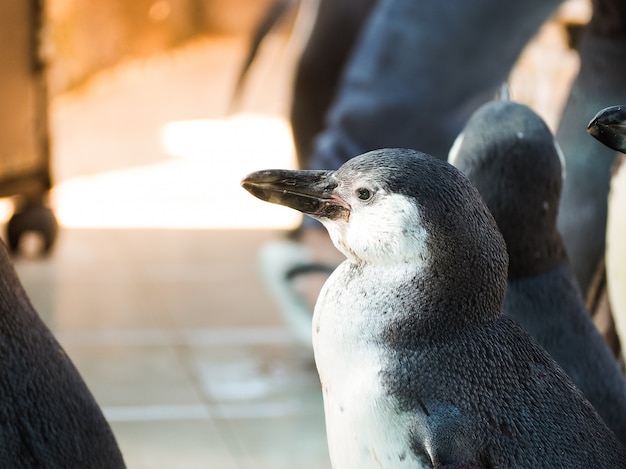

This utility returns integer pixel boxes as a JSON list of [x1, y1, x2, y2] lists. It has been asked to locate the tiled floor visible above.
[[5, 2, 591, 467], [14, 229, 329, 469]]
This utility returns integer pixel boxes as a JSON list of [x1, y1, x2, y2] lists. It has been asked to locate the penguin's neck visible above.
[[504, 225, 567, 280], [325, 258, 424, 302], [314, 260, 420, 344], [314, 254, 504, 359], [315, 259, 462, 352]]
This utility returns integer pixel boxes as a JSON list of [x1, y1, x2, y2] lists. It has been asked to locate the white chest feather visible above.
[[312, 263, 428, 468]]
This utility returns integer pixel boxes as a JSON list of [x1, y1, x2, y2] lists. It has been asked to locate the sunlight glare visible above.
[[52, 113, 302, 229]]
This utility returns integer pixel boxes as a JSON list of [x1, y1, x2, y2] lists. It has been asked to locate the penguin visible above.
[[556, 0, 626, 298], [242, 149, 626, 468], [0, 239, 125, 467], [588, 105, 626, 153], [449, 97, 626, 445], [588, 104, 626, 364]]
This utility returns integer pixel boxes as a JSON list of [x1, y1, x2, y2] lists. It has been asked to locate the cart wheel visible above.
[[7, 205, 58, 256]]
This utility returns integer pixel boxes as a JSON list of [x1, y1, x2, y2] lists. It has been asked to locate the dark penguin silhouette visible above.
[[232, 0, 377, 167], [449, 98, 626, 445], [0, 240, 125, 467], [242, 149, 626, 468]]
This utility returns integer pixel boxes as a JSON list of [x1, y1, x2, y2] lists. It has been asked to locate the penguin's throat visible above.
[[323, 224, 430, 268]]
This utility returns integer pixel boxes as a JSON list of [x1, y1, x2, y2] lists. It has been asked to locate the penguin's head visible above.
[[242, 149, 508, 309], [587, 105, 626, 154], [448, 100, 566, 278]]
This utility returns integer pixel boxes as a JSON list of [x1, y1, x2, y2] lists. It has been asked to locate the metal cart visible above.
[[0, 0, 57, 255]]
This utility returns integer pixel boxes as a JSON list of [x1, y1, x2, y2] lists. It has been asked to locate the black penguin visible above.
[[449, 98, 626, 445], [589, 103, 626, 366], [242, 149, 626, 468], [556, 0, 626, 297], [0, 240, 125, 467]]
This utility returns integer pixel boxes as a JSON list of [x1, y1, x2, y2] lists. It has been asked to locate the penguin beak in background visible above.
[[587, 105, 626, 153], [241, 169, 350, 220]]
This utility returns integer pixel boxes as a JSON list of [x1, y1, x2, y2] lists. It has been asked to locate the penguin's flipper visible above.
[[229, 0, 297, 110], [587, 105, 626, 153]]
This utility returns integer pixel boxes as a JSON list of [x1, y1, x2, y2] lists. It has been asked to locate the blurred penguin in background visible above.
[[451, 95, 626, 444]]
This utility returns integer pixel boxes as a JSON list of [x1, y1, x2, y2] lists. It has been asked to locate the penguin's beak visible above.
[[241, 169, 350, 220], [587, 105, 626, 154]]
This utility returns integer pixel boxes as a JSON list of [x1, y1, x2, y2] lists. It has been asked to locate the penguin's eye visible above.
[[356, 188, 373, 201]]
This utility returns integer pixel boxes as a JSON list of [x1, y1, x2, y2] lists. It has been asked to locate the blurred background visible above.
[[0, 0, 590, 467]]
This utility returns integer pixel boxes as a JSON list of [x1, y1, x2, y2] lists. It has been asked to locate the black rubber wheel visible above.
[[6, 205, 58, 256]]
